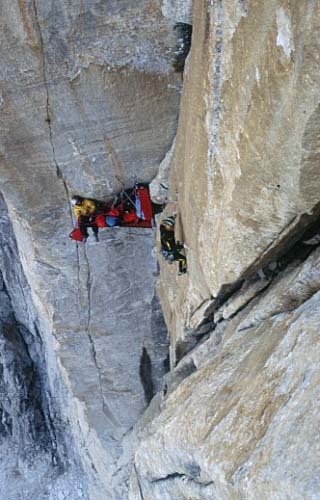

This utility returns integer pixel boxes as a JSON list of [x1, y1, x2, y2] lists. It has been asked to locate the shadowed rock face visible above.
[[0, 197, 87, 499]]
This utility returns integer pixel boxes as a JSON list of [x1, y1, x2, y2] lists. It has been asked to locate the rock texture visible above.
[[162, 0, 193, 24], [0, 1, 178, 498], [157, 0, 320, 349], [0, 197, 87, 500], [0, 0, 181, 202], [130, 1, 320, 499], [130, 250, 320, 498], [1, 0, 320, 499]]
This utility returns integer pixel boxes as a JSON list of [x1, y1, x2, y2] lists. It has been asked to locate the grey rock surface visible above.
[[162, 0, 193, 24], [0, 1, 175, 498], [0, 195, 169, 499], [0, 0, 181, 205], [0, 196, 87, 500], [157, 0, 320, 352], [130, 1, 320, 499], [1, 0, 320, 499]]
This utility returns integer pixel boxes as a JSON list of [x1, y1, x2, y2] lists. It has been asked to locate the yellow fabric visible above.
[[73, 199, 96, 219]]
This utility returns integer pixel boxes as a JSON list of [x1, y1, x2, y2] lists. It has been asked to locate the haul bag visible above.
[[136, 186, 153, 221], [108, 207, 120, 217]]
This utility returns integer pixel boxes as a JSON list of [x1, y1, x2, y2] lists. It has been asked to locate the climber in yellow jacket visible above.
[[71, 195, 97, 218], [71, 195, 100, 242]]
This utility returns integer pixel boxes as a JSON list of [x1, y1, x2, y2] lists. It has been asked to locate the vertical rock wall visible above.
[[2, 0, 319, 498], [0, 0, 180, 498], [130, 1, 320, 499], [0, 196, 87, 499], [157, 0, 320, 347]]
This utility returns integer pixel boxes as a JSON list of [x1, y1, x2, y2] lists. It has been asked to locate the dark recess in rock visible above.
[[139, 347, 154, 404], [172, 23, 192, 72]]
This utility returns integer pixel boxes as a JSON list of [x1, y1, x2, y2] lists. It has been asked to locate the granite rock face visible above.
[[0, 0, 181, 204], [130, 1, 320, 499], [1, 0, 320, 499], [162, 0, 193, 25], [0, 1, 177, 498], [157, 0, 320, 349], [0, 197, 87, 500], [130, 249, 320, 499]]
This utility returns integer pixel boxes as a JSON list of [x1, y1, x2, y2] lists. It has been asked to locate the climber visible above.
[[69, 186, 155, 242], [71, 195, 102, 242], [159, 215, 187, 275], [71, 195, 105, 218]]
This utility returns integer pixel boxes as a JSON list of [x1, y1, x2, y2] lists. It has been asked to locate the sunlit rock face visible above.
[[157, 0, 320, 347], [130, 249, 320, 499], [0, 1, 179, 498], [130, 1, 320, 499]]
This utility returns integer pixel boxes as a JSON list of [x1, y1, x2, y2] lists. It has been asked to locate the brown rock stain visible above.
[[18, 0, 39, 49]]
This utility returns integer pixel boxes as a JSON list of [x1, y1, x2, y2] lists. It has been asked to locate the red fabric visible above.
[[135, 219, 152, 228], [95, 214, 107, 228], [121, 219, 152, 228], [136, 186, 153, 220], [69, 227, 83, 242], [107, 207, 120, 217], [123, 211, 139, 224]]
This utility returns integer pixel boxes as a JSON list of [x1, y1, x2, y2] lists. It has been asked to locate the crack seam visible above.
[[32, 0, 73, 217], [150, 471, 214, 488], [134, 464, 145, 500], [238, 287, 320, 331], [82, 247, 118, 430], [32, 0, 82, 306]]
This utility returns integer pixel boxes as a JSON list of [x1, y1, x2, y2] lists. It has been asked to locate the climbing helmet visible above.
[[71, 195, 81, 206], [162, 216, 175, 228]]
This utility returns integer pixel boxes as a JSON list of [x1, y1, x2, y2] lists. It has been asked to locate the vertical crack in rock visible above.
[[82, 248, 118, 430], [32, 0, 72, 216], [32, 1, 82, 281], [133, 464, 145, 500]]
